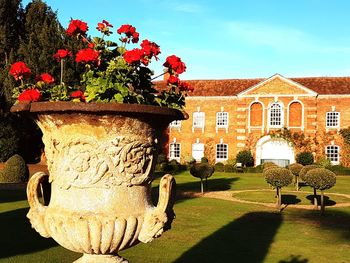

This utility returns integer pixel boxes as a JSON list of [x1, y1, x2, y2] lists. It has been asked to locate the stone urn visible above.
[[11, 102, 187, 263]]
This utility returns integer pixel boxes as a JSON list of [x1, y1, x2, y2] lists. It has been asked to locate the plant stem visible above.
[[151, 70, 167, 81], [60, 59, 64, 85]]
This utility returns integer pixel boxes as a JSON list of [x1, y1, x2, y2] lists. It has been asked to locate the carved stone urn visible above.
[[11, 102, 187, 263]]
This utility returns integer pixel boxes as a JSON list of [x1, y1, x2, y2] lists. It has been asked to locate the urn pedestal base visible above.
[[74, 254, 128, 263]]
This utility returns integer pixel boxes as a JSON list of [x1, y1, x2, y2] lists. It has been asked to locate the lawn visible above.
[[1, 172, 350, 263]]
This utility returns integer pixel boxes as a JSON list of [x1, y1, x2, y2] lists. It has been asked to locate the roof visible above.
[[154, 76, 350, 96]]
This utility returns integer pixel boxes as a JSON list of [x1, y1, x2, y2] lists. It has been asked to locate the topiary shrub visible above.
[[262, 162, 278, 172], [201, 157, 209, 163], [214, 162, 225, 172], [296, 151, 314, 166], [304, 168, 336, 214], [0, 154, 28, 183], [0, 117, 20, 162], [299, 164, 321, 182], [315, 157, 332, 169], [264, 167, 293, 209], [287, 163, 304, 191], [190, 163, 214, 193], [236, 150, 254, 167]]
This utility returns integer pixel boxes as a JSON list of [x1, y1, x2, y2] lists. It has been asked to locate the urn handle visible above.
[[138, 174, 176, 243], [26, 171, 51, 238]]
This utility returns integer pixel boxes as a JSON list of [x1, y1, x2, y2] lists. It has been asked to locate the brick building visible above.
[[160, 74, 350, 167]]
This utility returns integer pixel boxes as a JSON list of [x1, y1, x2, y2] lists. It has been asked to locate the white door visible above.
[[256, 136, 295, 166]]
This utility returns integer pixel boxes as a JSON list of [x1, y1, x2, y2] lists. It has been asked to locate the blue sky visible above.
[[23, 0, 350, 80]]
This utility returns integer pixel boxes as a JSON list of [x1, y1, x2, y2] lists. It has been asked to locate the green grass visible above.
[[1, 172, 350, 262]]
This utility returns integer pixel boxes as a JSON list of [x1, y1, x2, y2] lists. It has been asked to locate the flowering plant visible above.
[[10, 19, 192, 110]]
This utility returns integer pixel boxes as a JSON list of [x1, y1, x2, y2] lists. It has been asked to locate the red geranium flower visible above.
[[179, 81, 193, 92], [18, 88, 41, 102], [163, 55, 186, 75], [53, 49, 72, 61], [75, 48, 100, 64], [9, 61, 32, 80], [141, 39, 161, 60], [66, 19, 88, 36], [37, 73, 55, 84], [167, 75, 180, 86], [117, 24, 139, 43], [70, 90, 86, 102], [123, 48, 143, 64], [96, 20, 113, 33]]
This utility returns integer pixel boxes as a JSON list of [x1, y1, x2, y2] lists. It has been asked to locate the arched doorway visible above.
[[256, 135, 295, 167]]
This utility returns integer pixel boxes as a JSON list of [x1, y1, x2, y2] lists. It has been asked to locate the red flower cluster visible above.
[[117, 24, 139, 43], [96, 20, 113, 35], [163, 55, 186, 75], [75, 48, 100, 64], [123, 39, 161, 66], [9, 61, 32, 80], [37, 73, 55, 84], [18, 89, 41, 102], [66, 19, 88, 36], [53, 49, 72, 61], [70, 90, 86, 102], [167, 75, 180, 85]]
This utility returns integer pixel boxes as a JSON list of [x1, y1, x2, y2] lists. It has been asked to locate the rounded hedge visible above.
[[214, 162, 225, 172], [296, 152, 314, 166], [190, 163, 214, 179], [0, 154, 28, 183], [264, 167, 293, 188], [287, 163, 304, 176], [262, 162, 278, 172], [304, 168, 336, 190], [299, 164, 321, 181]]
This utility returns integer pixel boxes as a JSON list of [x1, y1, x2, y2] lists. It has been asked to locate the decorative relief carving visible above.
[[45, 136, 156, 189]]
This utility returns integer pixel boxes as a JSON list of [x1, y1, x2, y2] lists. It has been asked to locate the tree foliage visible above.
[[236, 150, 254, 167], [296, 151, 314, 166]]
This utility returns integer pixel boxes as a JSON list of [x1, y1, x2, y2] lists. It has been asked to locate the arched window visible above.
[[326, 145, 340, 164], [288, 101, 302, 127], [269, 102, 283, 128], [250, 102, 263, 127]]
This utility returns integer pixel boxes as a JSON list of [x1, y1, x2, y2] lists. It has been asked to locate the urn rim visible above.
[[10, 101, 188, 120]]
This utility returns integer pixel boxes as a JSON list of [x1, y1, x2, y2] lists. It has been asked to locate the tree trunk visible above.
[[200, 178, 203, 194], [320, 190, 325, 215], [313, 188, 318, 209], [205, 177, 208, 191], [276, 187, 281, 209], [296, 176, 299, 191]]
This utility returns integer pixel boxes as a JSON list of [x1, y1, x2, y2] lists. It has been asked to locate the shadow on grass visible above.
[[279, 255, 309, 263], [282, 194, 301, 205], [0, 189, 27, 203], [173, 211, 282, 263], [306, 194, 336, 206], [0, 207, 57, 259], [177, 177, 239, 193], [300, 209, 350, 240]]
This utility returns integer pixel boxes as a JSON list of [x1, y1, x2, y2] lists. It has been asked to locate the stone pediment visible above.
[[237, 74, 318, 97]]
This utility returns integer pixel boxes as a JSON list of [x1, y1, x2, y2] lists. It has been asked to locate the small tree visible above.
[[287, 163, 303, 191], [264, 167, 293, 210], [190, 163, 214, 194], [236, 150, 254, 167], [299, 164, 321, 207], [296, 151, 314, 166], [304, 168, 336, 214]]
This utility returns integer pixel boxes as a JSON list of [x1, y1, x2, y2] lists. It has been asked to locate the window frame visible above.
[[326, 145, 340, 165], [216, 112, 229, 128], [216, 143, 228, 162], [326, 111, 340, 129], [169, 142, 181, 161], [268, 102, 284, 128], [193, 112, 205, 130]]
